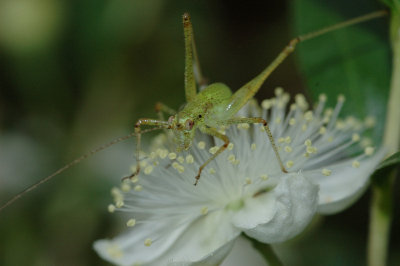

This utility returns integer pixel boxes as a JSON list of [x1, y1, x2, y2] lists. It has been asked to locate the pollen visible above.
[[144, 238, 152, 247], [284, 146, 292, 153], [168, 152, 177, 160], [197, 141, 206, 149], [134, 185, 143, 192], [352, 160, 360, 168], [115, 200, 124, 208], [286, 160, 294, 168], [278, 137, 285, 143], [158, 149, 168, 159], [126, 219, 136, 227], [228, 154, 236, 164], [338, 94, 346, 102], [352, 133, 360, 142], [144, 165, 153, 175], [209, 146, 219, 154], [121, 182, 131, 192], [177, 156, 185, 164], [304, 111, 313, 121], [201, 207, 208, 215], [209, 168, 216, 174], [172, 162, 185, 173], [108, 204, 116, 213], [251, 143, 257, 150], [186, 155, 194, 164], [245, 177, 252, 184], [306, 146, 317, 154], [365, 147, 375, 156], [285, 136, 291, 143], [139, 160, 148, 168], [130, 176, 139, 183], [227, 143, 234, 150], [319, 127, 326, 134], [305, 139, 312, 146], [275, 87, 284, 96], [260, 174, 269, 181], [289, 118, 296, 125], [261, 99, 272, 109], [322, 168, 332, 176], [319, 94, 327, 102]]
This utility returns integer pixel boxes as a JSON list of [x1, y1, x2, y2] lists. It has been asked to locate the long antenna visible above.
[[0, 127, 164, 212]]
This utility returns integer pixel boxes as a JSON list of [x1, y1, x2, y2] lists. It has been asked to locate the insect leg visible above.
[[195, 127, 229, 186], [225, 10, 387, 116], [183, 13, 197, 102], [122, 118, 170, 181], [223, 117, 287, 173]]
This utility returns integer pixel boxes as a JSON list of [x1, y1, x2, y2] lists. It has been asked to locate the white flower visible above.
[[94, 88, 385, 266]]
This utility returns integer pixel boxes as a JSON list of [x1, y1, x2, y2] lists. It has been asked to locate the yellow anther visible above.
[[139, 160, 148, 168], [241, 123, 250, 129], [144, 238, 152, 247], [286, 160, 294, 168], [261, 99, 272, 109], [126, 219, 136, 227], [284, 146, 292, 153], [197, 141, 206, 149], [304, 111, 313, 121], [260, 174, 269, 181], [319, 94, 327, 102], [352, 160, 360, 168], [115, 200, 124, 208], [251, 143, 256, 150], [295, 94, 308, 109], [168, 152, 177, 160], [324, 108, 333, 117], [336, 120, 345, 130], [108, 204, 116, 213], [149, 151, 157, 159], [134, 185, 143, 192], [121, 182, 131, 192], [305, 139, 312, 146], [186, 155, 194, 164], [234, 159, 240, 165], [302, 124, 307, 131], [322, 168, 332, 176], [201, 207, 208, 215], [172, 162, 185, 173], [306, 146, 317, 154], [209, 168, 216, 174], [319, 127, 326, 134], [352, 133, 360, 142], [275, 117, 282, 124], [144, 165, 153, 175], [245, 177, 252, 184], [158, 149, 168, 159], [289, 118, 296, 125], [365, 147, 375, 156], [227, 143, 234, 150], [285, 136, 292, 144], [228, 154, 236, 163], [290, 103, 297, 111], [130, 176, 139, 183], [275, 87, 284, 96], [111, 187, 122, 197], [177, 156, 185, 164], [338, 94, 345, 102], [209, 146, 219, 155], [107, 244, 123, 259], [278, 137, 285, 143]]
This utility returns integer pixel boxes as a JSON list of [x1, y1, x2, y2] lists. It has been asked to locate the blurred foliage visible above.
[[0, 0, 398, 265]]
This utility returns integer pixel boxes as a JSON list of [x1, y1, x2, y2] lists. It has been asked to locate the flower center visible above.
[[225, 198, 245, 211]]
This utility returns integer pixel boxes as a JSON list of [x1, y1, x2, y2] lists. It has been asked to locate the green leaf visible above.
[[380, 0, 400, 12], [371, 151, 400, 185], [291, 0, 391, 141]]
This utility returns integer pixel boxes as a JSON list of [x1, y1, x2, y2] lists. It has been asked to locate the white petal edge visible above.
[[235, 172, 319, 243], [309, 148, 386, 214]]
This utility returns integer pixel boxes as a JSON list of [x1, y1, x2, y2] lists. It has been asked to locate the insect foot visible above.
[[94, 88, 385, 266]]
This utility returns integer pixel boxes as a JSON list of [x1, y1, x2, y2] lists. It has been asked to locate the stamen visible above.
[[201, 207, 208, 215], [251, 143, 256, 150], [245, 177, 252, 184], [197, 141, 206, 149], [365, 147, 375, 156], [352, 160, 360, 168], [134, 185, 143, 192], [322, 168, 332, 176], [168, 152, 177, 160], [286, 160, 294, 168], [227, 143, 234, 150], [126, 219, 136, 227], [209, 146, 219, 154], [284, 146, 293, 153], [144, 238, 152, 247], [260, 174, 269, 181], [108, 204, 116, 213], [144, 165, 153, 175], [186, 155, 194, 164], [177, 156, 185, 164], [209, 168, 216, 174]]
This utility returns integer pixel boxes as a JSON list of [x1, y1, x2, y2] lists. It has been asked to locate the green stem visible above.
[[367, 9, 400, 266]]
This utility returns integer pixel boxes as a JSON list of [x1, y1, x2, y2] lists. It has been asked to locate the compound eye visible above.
[[168, 116, 175, 123], [185, 119, 194, 130]]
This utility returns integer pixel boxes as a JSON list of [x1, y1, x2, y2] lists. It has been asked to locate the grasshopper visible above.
[[0, 10, 387, 211]]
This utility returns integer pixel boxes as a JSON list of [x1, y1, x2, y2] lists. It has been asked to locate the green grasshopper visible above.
[[0, 10, 387, 211]]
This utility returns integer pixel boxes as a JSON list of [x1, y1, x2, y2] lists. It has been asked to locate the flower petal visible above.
[[235, 172, 319, 243], [308, 148, 386, 214], [94, 210, 240, 266]]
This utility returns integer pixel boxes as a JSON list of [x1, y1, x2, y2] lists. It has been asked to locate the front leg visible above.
[[195, 127, 229, 185], [122, 118, 170, 181]]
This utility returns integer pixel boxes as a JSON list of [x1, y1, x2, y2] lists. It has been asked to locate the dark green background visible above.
[[0, 0, 398, 265]]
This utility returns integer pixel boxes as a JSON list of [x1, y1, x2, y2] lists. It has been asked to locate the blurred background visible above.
[[0, 0, 398, 265]]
